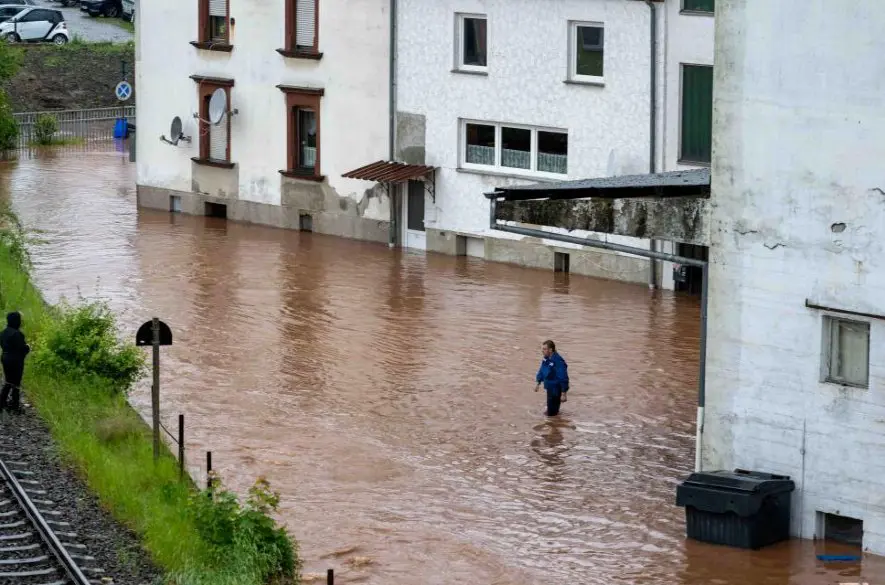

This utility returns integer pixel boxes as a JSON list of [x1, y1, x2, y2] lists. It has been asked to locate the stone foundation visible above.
[[425, 228, 650, 285], [136, 184, 389, 243]]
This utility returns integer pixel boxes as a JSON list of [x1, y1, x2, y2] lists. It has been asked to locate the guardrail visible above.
[[11, 106, 136, 148]]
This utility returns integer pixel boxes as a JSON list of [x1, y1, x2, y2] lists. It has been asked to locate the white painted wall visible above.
[[396, 0, 713, 287], [705, 0, 885, 554], [397, 0, 650, 237], [657, 0, 715, 291], [136, 0, 391, 217]]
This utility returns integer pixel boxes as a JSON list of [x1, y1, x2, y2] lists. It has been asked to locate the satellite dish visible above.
[[170, 116, 183, 142], [208, 88, 227, 125]]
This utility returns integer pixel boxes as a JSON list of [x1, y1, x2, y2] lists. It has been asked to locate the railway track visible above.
[[0, 454, 106, 585]]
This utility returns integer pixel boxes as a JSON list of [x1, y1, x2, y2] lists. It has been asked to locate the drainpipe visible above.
[[644, 0, 658, 289], [387, 0, 398, 247], [487, 201, 708, 472]]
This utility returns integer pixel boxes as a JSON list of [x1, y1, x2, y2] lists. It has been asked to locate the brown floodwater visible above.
[[2, 146, 884, 585]]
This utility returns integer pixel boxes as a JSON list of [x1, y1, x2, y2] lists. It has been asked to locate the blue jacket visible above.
[[536, 352, 569, 392]]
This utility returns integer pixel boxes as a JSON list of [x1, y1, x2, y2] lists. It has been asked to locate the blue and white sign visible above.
[[115, 81, 133, 102]]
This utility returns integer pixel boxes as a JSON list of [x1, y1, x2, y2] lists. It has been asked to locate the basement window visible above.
[[819, 512, 863, 546], [205, 202, 227, 219], [822, 316, 870, 388]]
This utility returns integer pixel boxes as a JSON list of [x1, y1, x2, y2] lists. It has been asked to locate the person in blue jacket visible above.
[[534, 339, 569, 416]]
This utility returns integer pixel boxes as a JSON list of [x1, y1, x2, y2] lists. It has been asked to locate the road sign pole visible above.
[[151, 317, 161, 461]]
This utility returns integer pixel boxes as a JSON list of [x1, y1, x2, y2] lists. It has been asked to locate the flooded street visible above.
[[2, 147, 884, 585]]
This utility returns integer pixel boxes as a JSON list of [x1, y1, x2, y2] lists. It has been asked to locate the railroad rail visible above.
[[0, 454, 104, 585]]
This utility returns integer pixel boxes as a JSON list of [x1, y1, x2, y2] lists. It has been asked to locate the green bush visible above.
[[33, 114, 59, 146], [33, 299, 146, 391], [0, 92, 18, 151], [184, 476, 300, 585]]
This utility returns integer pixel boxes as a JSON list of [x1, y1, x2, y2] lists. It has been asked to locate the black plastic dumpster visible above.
[[676, 468, 795, 549]]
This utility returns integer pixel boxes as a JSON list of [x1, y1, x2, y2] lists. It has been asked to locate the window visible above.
[[281, 0, 320, 58], [683, 0, 714, 14], [462, 120, 568, 176], [456, 14, 487, 71], [278, 86, 324, 180], [680, 64, 713, 164], [194, 0, 231, 49], [822, 316, 870, 388], [191, 76, 234, 166], [569, 22, 604, 82]]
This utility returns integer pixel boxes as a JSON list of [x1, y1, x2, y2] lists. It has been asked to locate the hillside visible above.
[[2, 41, 136, 112]]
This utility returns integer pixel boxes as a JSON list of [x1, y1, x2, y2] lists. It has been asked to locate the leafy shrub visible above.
[[0, 203, 29, 269], [187, 476, 299, 584], [0, 92, 18, 151], [33, 114, 59, 146], [33, 299, 145, 391]]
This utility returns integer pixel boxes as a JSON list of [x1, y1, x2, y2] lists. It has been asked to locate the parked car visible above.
[[0, 7, 69, 44], [121, 0, 133, 22], [52, 0, 79, 7], [0, 4, 32, 23], [79, 0, 121, 18]]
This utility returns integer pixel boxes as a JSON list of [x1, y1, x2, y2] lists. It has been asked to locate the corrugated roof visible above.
[[342, 160, 436, 183], [486, 168, 710, 201]]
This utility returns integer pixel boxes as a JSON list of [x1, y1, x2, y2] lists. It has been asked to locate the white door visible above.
[[17, 9, 54, 40], [402, 180, 427, 251]]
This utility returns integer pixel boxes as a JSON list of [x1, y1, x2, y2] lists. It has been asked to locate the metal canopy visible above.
[[343, 160, 435, 182], [342, 160, 437, 201], [486, 168, 710, 201]]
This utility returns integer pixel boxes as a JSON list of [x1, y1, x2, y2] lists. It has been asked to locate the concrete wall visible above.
[[704, 0, 885, 554], [135, 0, 391, 237], [396, 0, 713, 287]]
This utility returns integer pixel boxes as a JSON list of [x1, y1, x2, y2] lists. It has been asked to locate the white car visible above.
[[0, 7, 69, 44]]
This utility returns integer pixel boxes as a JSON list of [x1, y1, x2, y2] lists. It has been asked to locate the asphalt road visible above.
[[34, 0, 133, 43]]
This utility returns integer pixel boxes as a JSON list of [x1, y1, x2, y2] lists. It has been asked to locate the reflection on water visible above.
[[2, 148, 883, 585]]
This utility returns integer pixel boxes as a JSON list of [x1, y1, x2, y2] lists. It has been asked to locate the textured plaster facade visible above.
[[395, 0, 714, 285], [703, 0, 885, 554], [135, 0, 391, 237]]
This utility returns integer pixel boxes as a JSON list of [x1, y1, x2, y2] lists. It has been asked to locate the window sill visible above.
[[277, 48, 323, 60], [279, 169, 325, 182], [456, 167, 562, 183], [564, 78, 605, 87], [679, 9, 714, 16], [190, 41, 234, 52], [451, 68, 488, 77], [823, 379, 869, 390], [192, 157, 236, 169], [676, 159, 711, 168]]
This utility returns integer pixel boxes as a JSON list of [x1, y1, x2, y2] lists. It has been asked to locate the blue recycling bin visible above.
[[114, 117, 129, 139]]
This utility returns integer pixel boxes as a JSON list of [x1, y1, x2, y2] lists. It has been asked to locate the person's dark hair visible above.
[[542, 339, 556, 352]]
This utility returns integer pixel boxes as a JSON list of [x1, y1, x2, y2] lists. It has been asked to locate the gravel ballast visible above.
[[0, 401, 164, 585]]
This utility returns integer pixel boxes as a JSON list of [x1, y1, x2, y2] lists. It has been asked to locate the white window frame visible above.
[[568, 21, 605, 84], [821, 315, 871, 389], [459, 119, 569, 178], [455, 13, 488, 73]]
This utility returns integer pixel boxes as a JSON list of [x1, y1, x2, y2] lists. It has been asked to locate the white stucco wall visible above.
[[705, 0, 885, 554], [656, 0, 714, 291], [397, 0, 714, 286], [397, 0, 653, 247], [136, 0, 390, 216]]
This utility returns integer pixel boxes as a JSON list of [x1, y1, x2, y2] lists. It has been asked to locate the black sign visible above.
[[135, 320, 173, 346]]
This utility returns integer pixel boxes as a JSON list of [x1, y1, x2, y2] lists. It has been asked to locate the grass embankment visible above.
[[0, 207, 301, 585]]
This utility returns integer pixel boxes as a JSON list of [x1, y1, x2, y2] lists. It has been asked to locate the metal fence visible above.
[[12, 106, 136, 148]]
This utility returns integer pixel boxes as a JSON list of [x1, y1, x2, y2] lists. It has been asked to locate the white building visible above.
[[704, 0, 885, 554], [134, 0, 714, 289], [135, 0, 393, 240], [379, 0, 713, 287]]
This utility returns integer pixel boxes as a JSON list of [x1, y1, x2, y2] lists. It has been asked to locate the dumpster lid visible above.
[[682, 468, 794, 494]]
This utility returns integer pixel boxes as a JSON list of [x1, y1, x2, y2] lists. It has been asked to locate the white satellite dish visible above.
[[208, 88, 227, 125], [170, 116, 183, 144]]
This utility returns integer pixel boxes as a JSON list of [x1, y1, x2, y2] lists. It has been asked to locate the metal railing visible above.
[[12, 106, 136, 148]]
